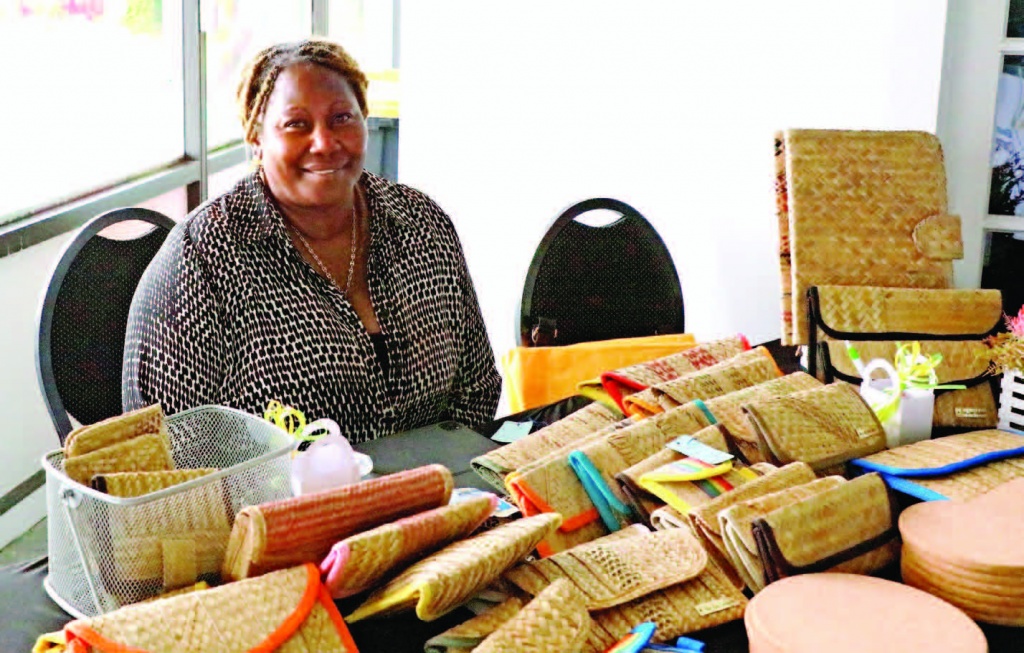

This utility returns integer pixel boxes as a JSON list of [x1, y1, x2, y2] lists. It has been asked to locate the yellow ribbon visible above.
[[873, 342, 965, 423], [264, 400, 332, 443]]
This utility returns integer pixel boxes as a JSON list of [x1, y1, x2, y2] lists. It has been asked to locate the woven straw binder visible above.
[[346, 513, 561, 622], [63, 564, 357, 652], [776, 129, 958, 346], [223, 464, 453, 582], [742, 382, 886, 471], [320, 494, 496, 598], [471, 402, 625, 492]]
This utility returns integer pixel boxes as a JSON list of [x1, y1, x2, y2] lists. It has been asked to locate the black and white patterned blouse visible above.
[[122, 170, 501, 442]]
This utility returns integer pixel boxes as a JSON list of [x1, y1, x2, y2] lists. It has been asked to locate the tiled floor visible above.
[[0, 518, 47, 566]]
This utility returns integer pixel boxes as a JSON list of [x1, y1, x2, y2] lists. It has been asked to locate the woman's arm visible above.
[[122, 222, 226, 415]]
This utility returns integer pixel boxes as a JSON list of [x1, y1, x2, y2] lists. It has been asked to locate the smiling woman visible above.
[[122, 38, 502, 443]]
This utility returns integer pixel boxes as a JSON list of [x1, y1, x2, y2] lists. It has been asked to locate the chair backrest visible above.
[[36, 207, 176, 444], [518, 198, 684, 347]]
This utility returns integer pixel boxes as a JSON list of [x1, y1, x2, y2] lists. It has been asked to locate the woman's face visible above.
[[255, 62, 367, 212]]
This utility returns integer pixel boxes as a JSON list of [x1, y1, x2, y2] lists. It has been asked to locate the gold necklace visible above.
[[290, 190, 363, 297]]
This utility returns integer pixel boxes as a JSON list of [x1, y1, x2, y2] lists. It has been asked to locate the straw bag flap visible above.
[[424, 597, 525, 653], [64, 564, 357, 652], [647, 348, 783, 408], [743, 383, 885, 470], [475, 579, 598, 653], [751, 474, 898, 577], [223, 465, 453, 581], [813, 286, 1002, 337], [913, 214, 963, 260]]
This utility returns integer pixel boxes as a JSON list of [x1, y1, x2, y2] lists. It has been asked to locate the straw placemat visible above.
[[471, 402, 625, 491], [742, 382, 886, 470], [223, 465, 453, 582], [778, 129, 956, 345], [64, 404, 166, 458], [346, 513, 562, 622], [321, 494, 496, 598], [474, 579, 594, 653], [64, 563, 357, 652]]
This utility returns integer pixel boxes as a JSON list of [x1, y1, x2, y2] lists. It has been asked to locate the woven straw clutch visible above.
[[63, 432, 175, 487], [223, 464, 453, 582], [851, 429, 1024, 500], [623, 347, 782, 419], [475, 579, 597, 653], [64, 404, 166, 458], [776, 129, 957, 345], [700, 373, 823, 463], [742, 382, 886, 471], [321, 494, 496, 598], [346, 513, 562, 622], [64, 564, 357, 652], [597, 335, 750, 413], [424, 597, 525, 653], [92, 468, 217, 496], [470, 402, 625, 491], [506, 403, 713, 556]]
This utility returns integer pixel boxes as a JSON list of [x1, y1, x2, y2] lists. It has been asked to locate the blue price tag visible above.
[[665, 436, 733, 465]]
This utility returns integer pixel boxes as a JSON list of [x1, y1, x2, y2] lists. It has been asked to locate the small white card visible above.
[[491, 420, 533, 444], [666, 435, 734, 465], [450, 487, 520, 517]]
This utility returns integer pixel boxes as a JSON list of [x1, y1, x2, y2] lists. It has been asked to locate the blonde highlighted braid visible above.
[[236, 38, 369, 148]]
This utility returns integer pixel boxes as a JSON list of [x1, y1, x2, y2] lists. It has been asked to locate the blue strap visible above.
[[568, 450, 635, 532], [692, 399, 718, 425], [874, 473, 949, 502], [851, 444, 1024, 478]]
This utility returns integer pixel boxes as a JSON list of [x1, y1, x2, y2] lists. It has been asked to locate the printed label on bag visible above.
[[955, 407, 988, 419], [666, 436, 734, 465], [695, 597, 739, 616]]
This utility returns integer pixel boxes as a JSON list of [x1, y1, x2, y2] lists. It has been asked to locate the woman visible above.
[[123, 39, 501, 442]]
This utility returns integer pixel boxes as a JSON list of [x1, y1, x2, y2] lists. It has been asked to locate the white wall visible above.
[[399, 0, 948, 358], [0, 233, 75, 548]]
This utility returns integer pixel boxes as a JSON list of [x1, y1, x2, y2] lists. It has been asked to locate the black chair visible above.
[[517, 197, 684, 347], [36, 208, 176, 444]]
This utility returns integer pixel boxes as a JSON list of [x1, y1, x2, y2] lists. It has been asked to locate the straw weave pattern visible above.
[[63, 432, 175, 486], [815, 286, 1001, 337], [424, 597, 525, 653], [475, 580, 592, 653], [64, 404, 166, 458], [605, 336, 750, 389], [99, 468, 218, 497], [649, 349, 782, 409], [779, 129, 953, 345]]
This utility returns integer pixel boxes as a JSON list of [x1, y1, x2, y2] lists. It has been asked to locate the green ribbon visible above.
[[869, 342, 966, 424]]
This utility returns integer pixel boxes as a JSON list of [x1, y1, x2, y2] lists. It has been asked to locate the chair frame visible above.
[[36, 207, 176, 443], [517, 197, 684, 346]]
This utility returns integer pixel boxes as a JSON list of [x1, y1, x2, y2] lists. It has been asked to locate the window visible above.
[[328, 0, 399, 117], [0, 0, 184, 224]]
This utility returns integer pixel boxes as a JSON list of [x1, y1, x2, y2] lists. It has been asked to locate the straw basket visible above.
[[42, 405, 294, 618], [998, 369, 1024, 432]]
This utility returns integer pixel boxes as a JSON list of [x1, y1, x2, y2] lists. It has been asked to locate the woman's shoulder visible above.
[[363, 172, 459, 243], [177, 172, 264, 257]]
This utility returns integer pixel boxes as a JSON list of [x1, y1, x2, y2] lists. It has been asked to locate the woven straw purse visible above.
[[595, 335, 750, 413], [474, 580, 600, 653], [775, 129, 960, 346], [63, 564, 357, 652], [470, 402, 625, 492], [505, 403, 714, 556], [750, 473, 900, 586], [742, 382, 886, 472], [223, 465, 453, 582], [321, 494, 496, 598], [504, 526, 747, 646], [424, 597, 525, 653], [623, 347, 782, 419], [808, 285, 1002, 429], [851, 429, 1024, 500], [699, 373, 823, 464], [346, 513, 562, 622]]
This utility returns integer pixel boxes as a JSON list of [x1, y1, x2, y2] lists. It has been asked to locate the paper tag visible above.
[[955, 407, 988, 419], [491, 420, 533, 443], [666, 436, 734, 465], [694, 597, 739, 616], [449, 487, 520, 518]]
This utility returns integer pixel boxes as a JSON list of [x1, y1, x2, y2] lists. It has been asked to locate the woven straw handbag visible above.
[[623, 347, 782, 419], [851, 429, 1024, 500], [742, 382, 887, 472], [505, 403, 713, 556], [504, 526, 747, 645], [320, 494, 496, 598], [750, 473, 899, 587], [63, 564, 358, 652], [775, 129, 961, 346], [223, 464, 453, 582], [808, 285, 1002, 429], [470, 402, 625, 492], [699, 373, 823, 464], [595, 335, 750, 413], [346, 513, 562, 622]]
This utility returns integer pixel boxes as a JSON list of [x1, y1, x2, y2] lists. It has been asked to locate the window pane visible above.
[[208, 160, 253, 198], [989, 55, 1024, 216], [329, 0, 399, 117], [136, 187, 189, 222], [0, 1, 184, 225], [1010, 0, 1024, 38], [205, 0, 312, 148]]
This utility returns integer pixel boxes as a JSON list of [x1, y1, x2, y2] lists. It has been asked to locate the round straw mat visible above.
[[744, 573, 985, 653]]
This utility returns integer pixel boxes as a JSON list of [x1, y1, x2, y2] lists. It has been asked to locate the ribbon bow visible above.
[[868, 342, 965, 423], [264, 400, 340, 443]]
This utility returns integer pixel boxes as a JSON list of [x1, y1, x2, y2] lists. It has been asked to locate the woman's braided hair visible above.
[[236, 38, 369, 146]]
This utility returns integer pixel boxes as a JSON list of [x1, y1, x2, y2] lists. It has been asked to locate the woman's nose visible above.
[[309, 123, 339, 153]]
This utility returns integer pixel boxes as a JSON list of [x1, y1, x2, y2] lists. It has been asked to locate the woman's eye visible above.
[[333, 113, 353, 125], [284, 119, 307, 129]]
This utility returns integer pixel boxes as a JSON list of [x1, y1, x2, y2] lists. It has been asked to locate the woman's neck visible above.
[[278, 185, 362, 242]]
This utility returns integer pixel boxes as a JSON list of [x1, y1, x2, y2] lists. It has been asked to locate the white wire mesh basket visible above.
[[42, 405, 295, 619], [999, 369, 1024, 433]]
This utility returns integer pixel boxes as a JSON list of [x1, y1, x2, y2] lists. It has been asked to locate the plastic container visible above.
[[42, 405, 295, 618], [859, 359, 934, 449]]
